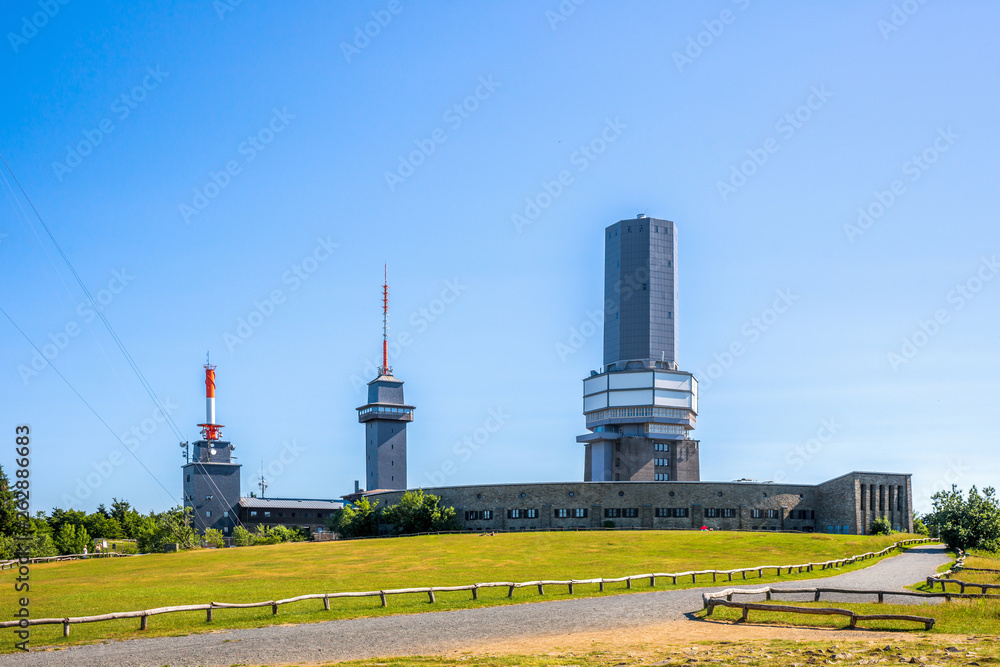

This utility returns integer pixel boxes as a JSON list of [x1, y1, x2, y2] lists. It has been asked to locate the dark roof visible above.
[[239, 497, 343, 511]]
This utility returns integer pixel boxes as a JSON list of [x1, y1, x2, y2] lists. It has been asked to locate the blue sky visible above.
[[1, 1, 996, 515]]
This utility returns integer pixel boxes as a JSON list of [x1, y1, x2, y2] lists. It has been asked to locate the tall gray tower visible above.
[[356, 268, 414, 491], [577, 215, 700, 482]]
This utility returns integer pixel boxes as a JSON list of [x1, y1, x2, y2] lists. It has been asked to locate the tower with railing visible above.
[[356, 267, 414, 491], [577, 215, 700, 482]]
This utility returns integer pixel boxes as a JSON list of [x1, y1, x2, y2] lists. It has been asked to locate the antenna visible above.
[[380, 264, 392, 376], [197, 354, 224, 441], [258, 460, 268, 498]]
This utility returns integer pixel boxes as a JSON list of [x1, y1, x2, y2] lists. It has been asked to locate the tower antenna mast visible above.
[[380, 264, 392, 375]]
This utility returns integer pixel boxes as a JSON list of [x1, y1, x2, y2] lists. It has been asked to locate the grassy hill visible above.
[[1, 530, 914, 651]]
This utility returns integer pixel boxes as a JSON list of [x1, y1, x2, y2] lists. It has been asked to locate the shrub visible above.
[[870, 516, 893, 535], [203, 528, 225, 548], [603, 520, 616, 529], [232, 526, 253, 547], [381, 490, 459, 535], [328, 498, 381, 538], [55, 524, 92, 555]]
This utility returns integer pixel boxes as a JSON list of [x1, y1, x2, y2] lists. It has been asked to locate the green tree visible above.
[[84, 512, 124, 540], [328, 498, 381, 538], [110, 498, 144, 539], [381, 489, 459, 535], [137, 507, 196, 552], [913, 512, 929, 536], [927, 485, 1000, 551], [0, 465, 18, 537], [54, 524, 92, 555]]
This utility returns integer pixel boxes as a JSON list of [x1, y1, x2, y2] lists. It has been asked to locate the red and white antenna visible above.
[[197, 352, 224, 441], [380, 265, 392, 376]]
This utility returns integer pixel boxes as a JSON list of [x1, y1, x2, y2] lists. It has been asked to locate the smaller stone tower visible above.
[[356, 267, 414, 491]]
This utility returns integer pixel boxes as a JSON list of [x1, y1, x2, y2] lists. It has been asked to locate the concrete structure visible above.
[[183, 439, 241, 534], [357, 373, 414, 491], [356, 214, 916, 536], [238, 497, 343, 536], [365, 472, 914, 534], [356, 268, 414, 492], [183, 359, 241, 535], [578, 216, 700, 482]]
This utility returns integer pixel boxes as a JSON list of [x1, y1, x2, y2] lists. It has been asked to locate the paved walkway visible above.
[[3, 544, 950, 666]]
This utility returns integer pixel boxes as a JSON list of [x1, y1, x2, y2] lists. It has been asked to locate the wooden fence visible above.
[[0, 551, 136, 570], [0, 537, 935, 637], [704, 596, 935, 631]]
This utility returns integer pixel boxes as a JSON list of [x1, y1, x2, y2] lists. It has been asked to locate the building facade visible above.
[[182, 439, 240, 535], [365, 472, 913, 535], [238, 497, 343, 536], [357, 373, 414, 491], [578, 215, 700, 482]]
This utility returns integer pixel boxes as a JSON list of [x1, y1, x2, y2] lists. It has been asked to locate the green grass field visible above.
[[0, 530, 914, 652]]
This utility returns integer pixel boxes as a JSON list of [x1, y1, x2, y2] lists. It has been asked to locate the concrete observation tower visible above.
[[577, 215, 700, 482], [356, 266, 414, 491]]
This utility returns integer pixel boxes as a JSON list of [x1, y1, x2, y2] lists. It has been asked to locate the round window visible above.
[[618, 491, 625, 497], [568, 491, 575, 497]]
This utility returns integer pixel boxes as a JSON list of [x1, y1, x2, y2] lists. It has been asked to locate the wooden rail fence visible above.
[[0, 537, 935, 637], [704, 597, 935, 631], [0, 551, 136, 571]]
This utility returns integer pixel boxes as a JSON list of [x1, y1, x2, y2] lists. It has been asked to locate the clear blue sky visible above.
[[1, 1, 996, 515]]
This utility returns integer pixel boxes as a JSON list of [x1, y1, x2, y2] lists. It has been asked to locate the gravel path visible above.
[[4, 544, 950, 666]]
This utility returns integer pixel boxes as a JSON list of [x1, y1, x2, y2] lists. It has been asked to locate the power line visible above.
[[0, 305, 177, 505]]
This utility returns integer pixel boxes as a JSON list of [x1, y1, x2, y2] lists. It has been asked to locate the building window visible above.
[[615, 458, 621, 467], [654, 473, 670, 481], [483, 510, 492, 520], [223, 511, 229, 518], [186, 475, 190, 482], [250, 511, 258, 518], [290, 513, 296, 518], [605, 508, 621, 518], [656, 507, 689, 518], [555, 509, 569, 518], [205, 510, 212, 518], [278, 512, 284, 518], [751, 509, 763, 519], [654, 443, 669, 452], [527, 509, 538, 519], [720, 508, 736, 518], [573, 508, 588, 518], [655, 458, 669, 467], [465, 510, 493, 521], [623, 508, 638, 518], [766, 509, 781, 519], [508, 509, 523, 519], [704, 508, 718, 518], [302, 513, 309, 518], [316, 513, 323, 519], [264, 512, 271, 518], [223, 526, 229, 533]]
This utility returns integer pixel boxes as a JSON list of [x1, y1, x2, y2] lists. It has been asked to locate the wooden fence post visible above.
[[206, 608, 213, 622], [380, 591, 387, 607], [651, 576, 656, 587], [814, 590, 821, 601], [472, 585, 478, 600], [878, 592, 884, 603], [140, 614, 148, 630], [507, 585, 515, 598], [626, 578, 632, 589], [537, 584, 544, 595], [568, 582, 574, 594], [741, 605, 749, 622], [271, 603, 278, 615], [428, 590, 435, 603], [323, 596, 330, 611], [599, 580, 604, 592], [62, 621, 70, 637]]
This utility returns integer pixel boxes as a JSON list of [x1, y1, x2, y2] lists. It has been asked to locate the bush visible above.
[[870, 516, 893, 535], [55, 524, 92, 555], [603, 520, 616, 528], [913, 514, 929, 536], [232, 526, 253, 547], [926, 485, 1000, 551], [203, 528, 225, 548], [328, 498, 381, 538], [381, 490, 459, 535]]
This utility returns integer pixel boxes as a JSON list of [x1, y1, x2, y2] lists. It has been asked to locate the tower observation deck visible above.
[[577, 215, 700, 482]]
